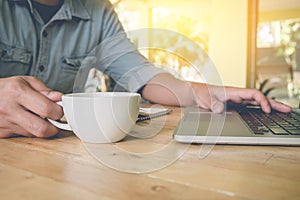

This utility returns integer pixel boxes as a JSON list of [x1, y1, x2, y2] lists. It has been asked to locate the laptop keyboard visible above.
[[237, 107, 300, 135]]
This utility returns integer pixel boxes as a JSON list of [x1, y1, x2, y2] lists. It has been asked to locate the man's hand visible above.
[[190, 82, 292, 113], [142, 73, 292, 113], [0, 76, 64, 138]]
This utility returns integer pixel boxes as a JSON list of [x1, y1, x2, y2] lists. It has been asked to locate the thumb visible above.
[[40, 90, 63, 102], [21, 76, 63, 102], [211, 98, 225, 113]]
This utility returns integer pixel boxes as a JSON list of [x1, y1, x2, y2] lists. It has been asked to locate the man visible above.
[[0, 0, 291, 138]]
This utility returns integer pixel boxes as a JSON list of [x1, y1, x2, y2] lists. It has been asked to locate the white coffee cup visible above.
[[48, 92, 141, 143]]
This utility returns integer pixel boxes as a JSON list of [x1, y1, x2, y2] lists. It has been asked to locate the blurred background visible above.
[[88, 0, 300, 107]]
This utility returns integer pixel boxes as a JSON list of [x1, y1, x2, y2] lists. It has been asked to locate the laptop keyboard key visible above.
[[288, 130, 300, 135], [253, 131, 265, 135], [268, 127, 289, 135], [284, 126, 298, 130]]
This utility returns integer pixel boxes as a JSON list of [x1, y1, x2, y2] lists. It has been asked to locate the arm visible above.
[[0, 76, 64, 138], [142, 73, 292, 113]]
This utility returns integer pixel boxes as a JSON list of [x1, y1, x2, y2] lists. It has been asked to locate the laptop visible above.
[[173, 104, 300, 146]]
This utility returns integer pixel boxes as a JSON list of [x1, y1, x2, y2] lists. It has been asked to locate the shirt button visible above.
[[1, 50, 7, 57], [42, 31, 48, 37], [38, 65, 45, 72]]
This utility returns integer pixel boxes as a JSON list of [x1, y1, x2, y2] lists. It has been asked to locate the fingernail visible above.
[[212, 102, 224, 113], [41, 91, 63, 101], [265, 104, 271, 113]]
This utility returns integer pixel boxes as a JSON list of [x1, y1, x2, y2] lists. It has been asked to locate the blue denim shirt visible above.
[[0, 0, 165, 93]]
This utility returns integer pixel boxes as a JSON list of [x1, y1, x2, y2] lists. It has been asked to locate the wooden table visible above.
[[0, 106, 299, 200]]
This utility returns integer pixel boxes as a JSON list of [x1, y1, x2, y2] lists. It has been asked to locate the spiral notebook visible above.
[[137, 107, 172, 122]]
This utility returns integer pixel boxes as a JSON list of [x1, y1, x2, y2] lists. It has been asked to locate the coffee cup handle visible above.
[[47, 101, 72, 131]]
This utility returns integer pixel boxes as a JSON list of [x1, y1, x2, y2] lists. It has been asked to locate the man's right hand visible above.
[[0, 76, 64, 138]]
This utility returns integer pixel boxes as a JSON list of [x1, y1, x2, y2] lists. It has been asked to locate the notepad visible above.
[[137, 107, 172, 122]]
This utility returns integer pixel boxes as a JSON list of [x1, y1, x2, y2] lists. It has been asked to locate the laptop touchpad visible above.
[[178, 112, 252, 137]]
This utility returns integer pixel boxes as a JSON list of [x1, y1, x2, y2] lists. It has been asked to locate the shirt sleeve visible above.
[[93, 0, 168, 92]]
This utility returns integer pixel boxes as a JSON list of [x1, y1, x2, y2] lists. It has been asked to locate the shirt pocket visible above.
[[58, 55, 92, 93], [61, 57, 83, 71], [0, 42, 32, 77]]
